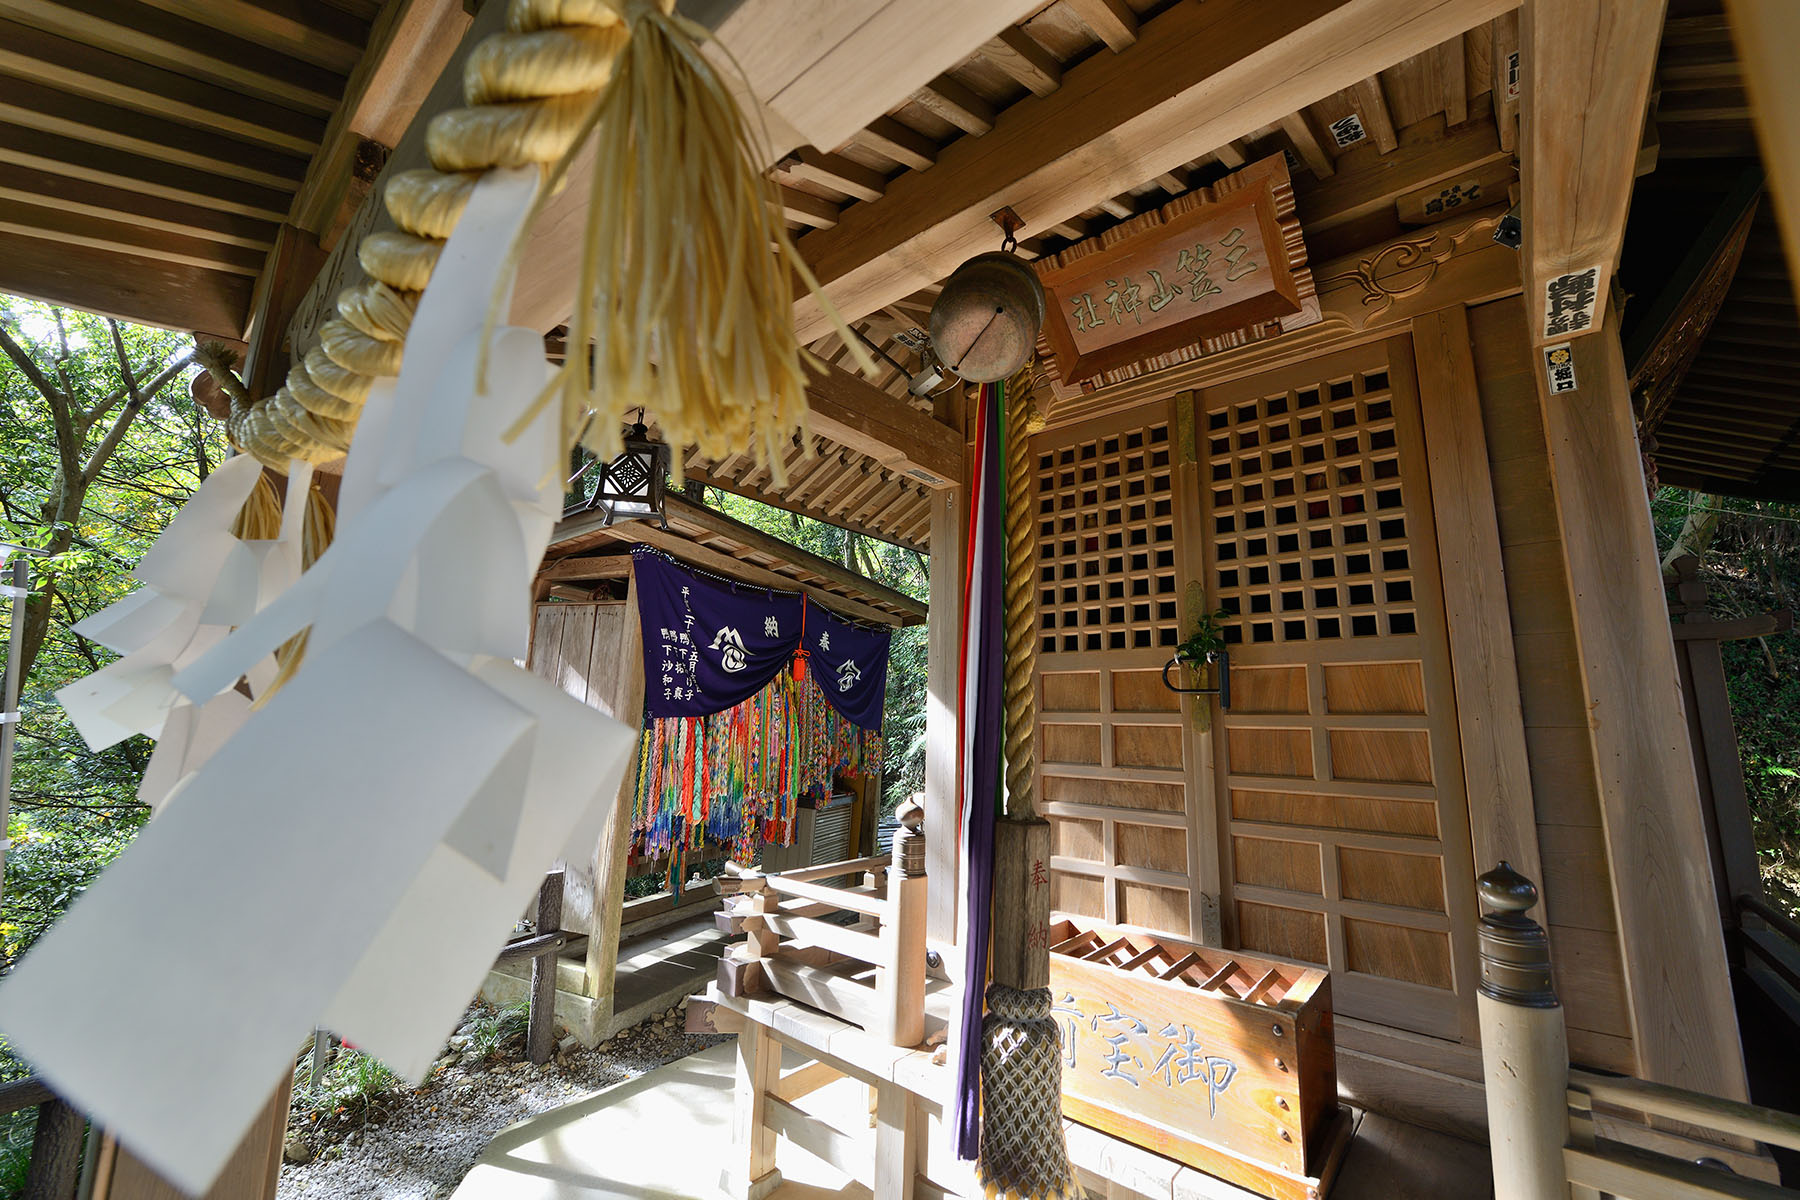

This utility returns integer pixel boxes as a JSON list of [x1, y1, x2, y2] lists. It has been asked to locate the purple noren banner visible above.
[[632, 548, 892, 730]]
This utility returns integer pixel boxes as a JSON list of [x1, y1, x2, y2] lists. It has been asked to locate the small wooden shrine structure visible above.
[[7, 0, 1800, 1197], [478, 493, 923, 1046]]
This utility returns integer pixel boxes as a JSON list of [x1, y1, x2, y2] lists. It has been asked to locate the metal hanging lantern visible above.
[[929, 248, 1046, 384], [586, 419, 670, 528]]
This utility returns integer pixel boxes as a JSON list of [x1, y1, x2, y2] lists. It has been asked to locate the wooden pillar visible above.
[[1535, 322, 1748, 1099], [878, 801, 929, 1046], [1413, 306, 1545, 887], [95, 1080, 289, 1200], [731, 1022, 782, 1200], [585, 568, 646, 1020], [528, 869, 564, 1065], [924, 478, 966, 945]]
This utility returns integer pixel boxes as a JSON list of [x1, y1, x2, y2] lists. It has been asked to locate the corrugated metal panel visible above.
[[810, 795, 855, 866]]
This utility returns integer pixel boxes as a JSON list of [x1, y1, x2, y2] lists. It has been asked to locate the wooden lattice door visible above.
[[1193, 338, 1479, 1040]]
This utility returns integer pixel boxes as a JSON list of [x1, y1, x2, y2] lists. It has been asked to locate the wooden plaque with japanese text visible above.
[[1048, 917, 1342, 1200], [1034, 155, 1320, 391]]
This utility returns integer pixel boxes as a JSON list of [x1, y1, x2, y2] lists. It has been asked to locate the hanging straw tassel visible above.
[[507, 0, 872, 483], [977, 365, 1076, 1200]]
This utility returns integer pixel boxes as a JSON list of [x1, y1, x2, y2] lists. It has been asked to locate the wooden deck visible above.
[[449, 1041, 1494, 1200]]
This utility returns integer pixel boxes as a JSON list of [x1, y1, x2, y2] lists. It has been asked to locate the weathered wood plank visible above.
[[1535, 320, 1748, 1099], [1412, 305, 1543, 885]]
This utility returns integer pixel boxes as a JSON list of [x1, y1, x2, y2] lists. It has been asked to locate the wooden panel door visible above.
[[1192, 337, 1479, 1040], [1031, 403, 1208, 941]]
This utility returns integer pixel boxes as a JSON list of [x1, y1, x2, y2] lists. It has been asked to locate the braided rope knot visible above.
[[979, 984, 1078, 1200]]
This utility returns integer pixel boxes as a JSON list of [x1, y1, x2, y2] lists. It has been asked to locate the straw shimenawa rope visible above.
[[193, 0, 864, 486], [1001, 362, 1044, 821], [193, 0, 632, 471]]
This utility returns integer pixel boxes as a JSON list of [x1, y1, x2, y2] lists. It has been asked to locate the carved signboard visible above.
[[1049, 917, 1344, 1200], [1034, 154, 1320, 392]]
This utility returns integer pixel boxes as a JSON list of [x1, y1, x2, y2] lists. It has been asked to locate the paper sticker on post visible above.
[[1544, 343, 1578, 394], [1543, 265, 1602, 340]]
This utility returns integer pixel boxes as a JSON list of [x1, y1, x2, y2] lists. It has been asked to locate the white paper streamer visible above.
[[3, 167, 637, 1194]]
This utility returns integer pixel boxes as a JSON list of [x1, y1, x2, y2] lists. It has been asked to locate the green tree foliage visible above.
[[1652, 488, 1800, 914], [700, 488, 930, 816], [0, 300, 225, 971]]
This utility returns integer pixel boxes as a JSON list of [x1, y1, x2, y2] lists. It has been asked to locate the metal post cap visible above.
[[1476, 861, 1559, 1008], [1478, 860, 1539, 916]]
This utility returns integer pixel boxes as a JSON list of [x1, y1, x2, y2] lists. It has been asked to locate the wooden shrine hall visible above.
[[6, 0, 1800, 1198]]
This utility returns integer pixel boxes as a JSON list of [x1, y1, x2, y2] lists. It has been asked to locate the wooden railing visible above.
[[1738, 892, 1800, 1024], [715, 803, 926, 1047], [1477, 863, 1800, 1200], [0, 1076, 82, 1200]]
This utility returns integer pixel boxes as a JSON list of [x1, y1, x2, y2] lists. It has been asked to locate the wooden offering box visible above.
[[1048, 918, 1348, 1200]]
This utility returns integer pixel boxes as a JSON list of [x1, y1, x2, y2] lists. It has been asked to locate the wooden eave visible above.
[[0, 0, 466, 341], [1623, 0, 1800, 502], [544, 492, 927, 628]]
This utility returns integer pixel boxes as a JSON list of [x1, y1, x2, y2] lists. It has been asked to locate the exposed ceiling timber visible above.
[[1520, 0, 1665, 346], [788, 0, 1518, 342]]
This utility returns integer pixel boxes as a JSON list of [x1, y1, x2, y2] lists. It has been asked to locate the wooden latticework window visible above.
[[1036, 418, 1180, 656], [1205, 365, 1419, 647]]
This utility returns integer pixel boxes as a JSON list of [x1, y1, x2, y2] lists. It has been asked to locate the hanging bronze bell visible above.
[[928, 251, 1046, 383]]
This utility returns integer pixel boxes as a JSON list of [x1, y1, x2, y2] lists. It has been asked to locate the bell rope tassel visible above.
[[979, 984, 1077, 1200], [972, 366, 1075, 1200]]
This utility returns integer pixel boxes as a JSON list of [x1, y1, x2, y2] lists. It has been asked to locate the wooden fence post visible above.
[[1476, 863, 1570, 1200], [21, 1098, 82, 1200], [528, 869, 564, 1065], [879, 799, 927, 1047]]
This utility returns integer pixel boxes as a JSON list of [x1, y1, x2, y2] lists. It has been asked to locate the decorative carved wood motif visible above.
[[1036, 207, 1519, 433], [1033, 155, 1321, 393]]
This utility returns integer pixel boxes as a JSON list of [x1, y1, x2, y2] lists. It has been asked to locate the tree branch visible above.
[[0, 324, 77, 480], [83, 328, 191, 487]]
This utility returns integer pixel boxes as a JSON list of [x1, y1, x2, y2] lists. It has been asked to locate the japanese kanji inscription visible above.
[[1034, 154, 1317, 388]]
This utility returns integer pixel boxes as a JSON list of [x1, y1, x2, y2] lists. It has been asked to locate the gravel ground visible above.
[[277, 998, 729, 1200]]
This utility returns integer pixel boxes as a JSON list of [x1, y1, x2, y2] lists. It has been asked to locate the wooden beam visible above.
[[1410, 308, 1543, 890], [0, 231, 251, 339], [804, 360, 963, 489], [780, 187, 842, 229], [913, 75, 997, 136], [0, 167, 277, 251], [1536, 320, 1748, 1100], [1727, 0, 1800, 311], [0, 19, 324, 156], [781, 148, 889, 203], [285, 0, 469, 237], [537, 554, 634, 582], [0, 77, 307, 192], [1066, 0, 1140, 51], [1280, 112, 1337, 178], [131, 0, 367, 74], [984, 28, 1063, 97], [558, 495, 926, 627], [791, 0, 1517, 341], [6, 0, 344, 115], [1351, 76, 1400, 153], [0, 198, 266, 276], [1491, 10, 1519, 152], [1296, 113, 1508, 240], [853, 116, 939, 171], [1435, 33, 1468, 126], [1520, 0, 1665, 346], [0, 123, 290, 222]]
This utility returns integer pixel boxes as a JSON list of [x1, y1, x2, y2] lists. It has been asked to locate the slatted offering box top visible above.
[[1048, 917, 1347, 1200]]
